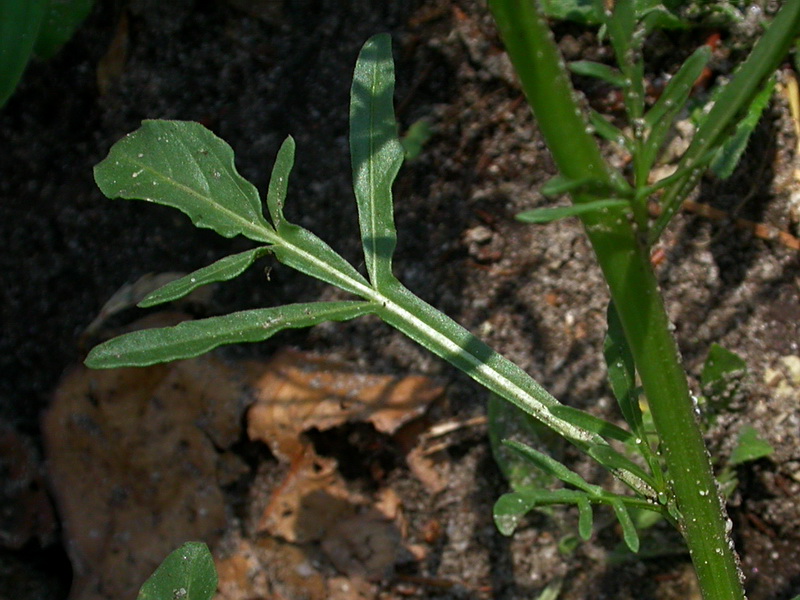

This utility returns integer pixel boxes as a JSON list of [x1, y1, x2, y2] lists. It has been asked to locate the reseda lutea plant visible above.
[[86, 2, 800, 598]]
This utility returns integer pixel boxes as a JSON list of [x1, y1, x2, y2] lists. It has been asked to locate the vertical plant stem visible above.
[[488, 1, 745, 599]]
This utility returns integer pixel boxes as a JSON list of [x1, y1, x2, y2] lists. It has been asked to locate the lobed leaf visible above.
[[139, 247, 271, 308], [94, 120, 274, 243], [710, 75, 776, 179], [137, 542, 217, 600], [350, 33, 404, 288], [85, 301, 374, 368]]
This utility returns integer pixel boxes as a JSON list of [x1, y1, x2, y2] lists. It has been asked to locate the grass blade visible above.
[[350, 34, 404, 287], [138, 247, 271, 308], [85, 301, 374, 368], [94, 120, 274, 243]]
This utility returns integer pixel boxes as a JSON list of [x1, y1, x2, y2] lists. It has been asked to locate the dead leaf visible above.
[[96, 12, 129, 96], [257, 448, 359, 543], [246, 349, 443, 462], [43, 343, 248, 600]]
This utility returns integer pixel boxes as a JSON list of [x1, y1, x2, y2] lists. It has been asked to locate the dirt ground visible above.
[[2, 1, 800, 599]]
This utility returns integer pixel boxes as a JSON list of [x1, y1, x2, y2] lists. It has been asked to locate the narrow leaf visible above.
[[611, 499, 640, 552], [85, 301, 374, 368], [517, 199, 628, 224], [650, 0, 800, 243], [266, 136, 295, 227], [270, 223, 372, 297], [589, 109, 631, 150], [139, 247, 270, 308], [350, 33, 404, 287], [604, 302, 643, 435], [711, 75, 775, 179], [642, 46, 711, 172], [577, 496, 593, 540], [494, 488, 588, 535], [94, 120, 274, 243], [504, 440, 601, 494], [137, 542, 217, 600], [549, 404, 635, 444], [586, 443, 656, 490], [569, 60, 627, 87]]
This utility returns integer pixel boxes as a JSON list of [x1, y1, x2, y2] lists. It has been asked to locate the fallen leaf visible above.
[[257, 448, 358, 543], [246, 349, 442, 462], [43, 334, 248, 600]]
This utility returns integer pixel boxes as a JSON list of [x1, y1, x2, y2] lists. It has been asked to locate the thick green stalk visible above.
[[488, 1, 745, 598]]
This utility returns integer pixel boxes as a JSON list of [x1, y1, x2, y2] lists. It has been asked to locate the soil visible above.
[[2, 1, 799, 599]]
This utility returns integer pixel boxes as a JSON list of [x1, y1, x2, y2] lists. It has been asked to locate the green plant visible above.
[[0, 0, 95, 108], [136, 542, 216, 600], [84, 0, 800, 597]]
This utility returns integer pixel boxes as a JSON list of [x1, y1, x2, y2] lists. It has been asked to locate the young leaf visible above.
[[266, 136, 295, 228], [710, 75, 776, 179], [569, 60, 627, 87], [589, 109, 632, 150], [350, 33, 404, 288], [650, 0, 800, 243], [728, 425, 774, 466], [604, 302, 644, 436], [577, 496, 594, 540], [401, 118, 434, 161], [494, 488, 589, 535], [139, 247, 271, 308], [85, 301, 374, 368], [641, 45, 711, 172], [504, 439, 602, 495], [611, 499, 640, 552], [94, 120, 274, 243], [260, 134, 372, 297], [517, 199, 628, 224], [137, 542, 217, 600], [488, 393, 560, 491], [700, 343, 747, 411]]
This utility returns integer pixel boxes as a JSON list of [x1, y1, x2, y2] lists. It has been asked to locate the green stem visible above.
[[488, 1, 745, 598]]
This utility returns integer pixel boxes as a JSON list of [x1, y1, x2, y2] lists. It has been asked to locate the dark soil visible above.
[[2, 1, 799, 599]]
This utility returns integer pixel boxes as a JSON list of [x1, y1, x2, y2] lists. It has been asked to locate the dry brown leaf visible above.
[[43, 342, 248, 600], [257, 448, 359, 543], [246, 349, 443, 462]]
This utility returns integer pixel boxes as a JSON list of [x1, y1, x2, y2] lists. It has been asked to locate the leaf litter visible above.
[[44, 312, 444, 600]]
